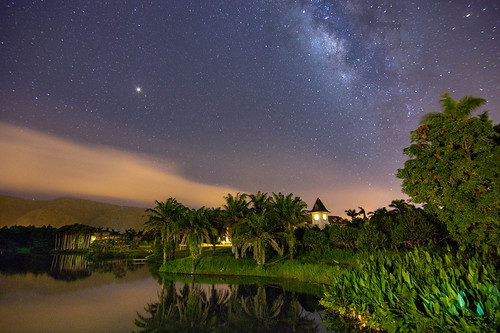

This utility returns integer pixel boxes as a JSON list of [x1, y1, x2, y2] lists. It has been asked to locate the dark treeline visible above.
[[0, 225, 58, 253], [0, 224, 147, 254]]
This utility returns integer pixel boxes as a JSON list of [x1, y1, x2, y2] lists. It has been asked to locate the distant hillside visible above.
[[0, 195, 148, 231]]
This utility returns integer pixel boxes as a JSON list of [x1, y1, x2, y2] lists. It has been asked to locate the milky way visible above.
[[1, 1, 498, 214]]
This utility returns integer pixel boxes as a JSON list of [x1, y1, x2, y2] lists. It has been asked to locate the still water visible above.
[[0, 254, 356, 332]]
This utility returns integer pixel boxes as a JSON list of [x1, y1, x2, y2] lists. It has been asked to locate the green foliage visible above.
[[328, 224, 358, 248], [397, 93, 499, 252], [270, 192, 308, 260], [178, 207, 215, 273], [159, 247, 347, 285], [320, 248, 500, 332], [144, 198, 187, 264], [222, 192, 249, 259], [390, 206, 441, 247], [235, 211, 282, 265], [356, 223, 389, 250], [302, 226, 328, 250]]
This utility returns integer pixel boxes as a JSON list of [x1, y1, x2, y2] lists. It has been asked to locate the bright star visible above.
[[136, 87, 141, 92]]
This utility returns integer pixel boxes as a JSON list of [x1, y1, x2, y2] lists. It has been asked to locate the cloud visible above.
[[0, 122, 240, 207]]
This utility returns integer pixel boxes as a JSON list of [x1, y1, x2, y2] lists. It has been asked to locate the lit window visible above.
[[323, 214, 327, 220], [314, 214, 319, 221]]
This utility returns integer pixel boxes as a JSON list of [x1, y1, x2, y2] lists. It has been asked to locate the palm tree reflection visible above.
[[134, 277, 326, 332]]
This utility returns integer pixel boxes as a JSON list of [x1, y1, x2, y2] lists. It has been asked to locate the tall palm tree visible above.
[[205, 207, 225, 252], [179, 207, 214, 274], [270, 192, 308, 260], [144, 198, 186, 264], [222, 192, 249, 259], [236, 211, 283, 265]]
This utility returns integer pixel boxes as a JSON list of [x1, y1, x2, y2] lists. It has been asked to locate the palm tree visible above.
[[345, 209, 359, 222], [270, 192, 308, 260], [144, 198, 186, 264], [389, 199, 409, 214], [179, 207, 214, 274], [421, 93, 486, 124], [249, 191, 271, 215], [358, 206, 367, 220], [236, 211, 283, 265], [205, 207, 225, 252], [222, 193, 249, 259]]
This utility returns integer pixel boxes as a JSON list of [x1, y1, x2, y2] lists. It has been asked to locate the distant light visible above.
[[136, 87, 141, 92]]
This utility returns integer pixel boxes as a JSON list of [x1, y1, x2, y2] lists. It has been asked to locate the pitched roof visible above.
[[328, 216, 348, 225], [311, 198, 330, 213]]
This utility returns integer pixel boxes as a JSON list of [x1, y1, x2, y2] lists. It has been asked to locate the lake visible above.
[[0, 254, 358, 332]]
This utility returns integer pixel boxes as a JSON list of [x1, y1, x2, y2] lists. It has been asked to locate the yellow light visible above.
[[323, 214, 327, 220], [314, 214, 319, 221]]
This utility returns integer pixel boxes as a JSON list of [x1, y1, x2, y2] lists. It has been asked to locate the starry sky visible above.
[[1, 0, 499, 215]]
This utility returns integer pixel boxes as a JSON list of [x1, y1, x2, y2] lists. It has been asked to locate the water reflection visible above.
[[0, 256, 359, 332], [0, 253, 143, 281], [135, 276, 330, 332], [50, 254, 91, 280]]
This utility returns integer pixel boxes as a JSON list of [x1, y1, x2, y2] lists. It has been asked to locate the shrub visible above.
[[303, 226, 328, 250], [356, 223, 389, 249], [329, 225, 358, 248]]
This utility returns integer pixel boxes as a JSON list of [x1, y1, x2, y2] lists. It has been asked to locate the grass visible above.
[[159, 246, 357, 285]]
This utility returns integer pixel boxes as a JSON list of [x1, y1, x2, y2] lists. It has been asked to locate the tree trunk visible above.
[[261, 240, 266, 265], [163, 237, 167, 265], [171, 239, 176, 260], [162, 226, 167, 265], [232, 243, 239, 259]]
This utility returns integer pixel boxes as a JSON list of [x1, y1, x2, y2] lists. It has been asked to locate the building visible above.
[[309, 198, 348, 229], [92, 231, 120, 241]]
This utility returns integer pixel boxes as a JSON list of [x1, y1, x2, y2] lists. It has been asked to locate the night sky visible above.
[[1, 1, 499, 215]]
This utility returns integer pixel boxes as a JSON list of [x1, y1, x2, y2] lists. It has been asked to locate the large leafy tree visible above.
[[270, 192, 308, 260], [144, 198, 186, 264], [397, 93, 499, 251]]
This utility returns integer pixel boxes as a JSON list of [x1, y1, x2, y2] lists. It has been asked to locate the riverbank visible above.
[[159, 246, 500, 332]]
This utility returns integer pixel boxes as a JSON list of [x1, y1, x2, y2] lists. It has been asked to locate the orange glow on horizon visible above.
[[0, 122, 241, 208]]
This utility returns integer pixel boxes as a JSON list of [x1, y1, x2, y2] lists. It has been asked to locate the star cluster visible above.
[[1, 0, 498, 212]]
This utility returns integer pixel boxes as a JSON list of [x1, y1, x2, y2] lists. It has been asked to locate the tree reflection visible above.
[[48, 255, 140, 281], [241, 285, 284, 329], [49, 254, 91, 281], [135, 278, 327, 332]]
